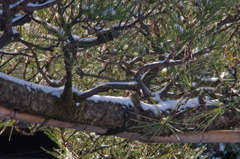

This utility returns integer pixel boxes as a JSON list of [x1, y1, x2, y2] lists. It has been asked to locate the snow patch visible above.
[[113, 23, 130, 28], [0, 72, 64, 98], [12, 14, 27, 23], [26, 0, 55, 7], [103, 82, 138, 85], [140, 97, 219, 113], [87, 95, 134, 107], [72, 35, 96, 42], [76, 103, 80, 107], [220, 72, 228, 79], [180, 16, 185, 22], [0, 72, 220, 114], [144, 60, 165, 66], [10, 0, 24, 9], [202, 77, 219, 82], [103, 7, 116, 16], [95, 26, 107, 32], [174, 24, 184, 33], [12, 28, 19, 35]]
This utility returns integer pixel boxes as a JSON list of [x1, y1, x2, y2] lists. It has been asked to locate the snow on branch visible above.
[[78, 82, 139, 100], [76, 47, 214, 99], [0, 72, 219, 114], [25, 0, 61, 12]]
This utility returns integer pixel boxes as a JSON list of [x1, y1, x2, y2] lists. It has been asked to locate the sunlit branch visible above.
[[77, 82, 140, 100]]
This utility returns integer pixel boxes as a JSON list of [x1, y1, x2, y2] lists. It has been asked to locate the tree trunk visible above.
[[0, 73, 240, 143]]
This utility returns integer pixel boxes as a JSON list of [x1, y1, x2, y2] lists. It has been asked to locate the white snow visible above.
[[49, 79, 61, 85], [0, 72, 220, 114], [141, 97, 219, 113], [191, 82, 197, 87], [169, 59, 182, 63], [162, 68, 167, 72], [174, 24, 184, 33], [144, 60, 165, 66], [26, 0, 55, 7], [103, 82, 138, 85], [12, 28, 19, 35], [197, 87, 215, 91], [192, 47, 199, 53], [153, 88, 166, 102], [113, 23, 130, 28], [88, 95, 134, 107], [220, 72, 228, 79], [180, 16, 185, 22], [201, 77, 219, 82], [133, 10, 143, 16], [72, 35, 96, 42], [204, 99, 219, 106], [0, 72, 64, 98], [26, 86, 31, 92], [12, 14, 27, 23], [103, 7, 116, 16], [95, 26, 107, 32], [10, 0, 24, 9]]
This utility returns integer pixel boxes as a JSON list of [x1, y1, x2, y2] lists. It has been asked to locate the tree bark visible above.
[[0, 73, 240, 143]]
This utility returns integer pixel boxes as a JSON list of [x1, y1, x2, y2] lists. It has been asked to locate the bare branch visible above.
[[134, 47, 214, 80], [18, 38, 54, 51], [0, 50, 34, 57], [7, 56, 24, 74], [23, 0, 61, 12], [78, 82, 140, 100], [30, 48, 62, 87]]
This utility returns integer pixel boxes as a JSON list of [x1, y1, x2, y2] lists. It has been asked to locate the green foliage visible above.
[[0, 0, 239, 158], [44, 128, 207, 159]]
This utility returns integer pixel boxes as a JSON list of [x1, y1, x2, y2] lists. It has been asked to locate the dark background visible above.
[[0, 127, 56, 159]]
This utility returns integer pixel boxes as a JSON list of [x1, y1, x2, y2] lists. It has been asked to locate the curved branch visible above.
[[18, 38, 54, 51], [134, 47, 214, 80], [30, 48, 62, 87], [78, 82, 140, 100], [24, 0, 61, 12], [12, 12, 32, 27]]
